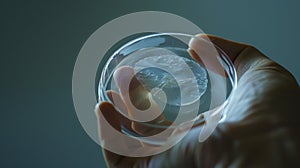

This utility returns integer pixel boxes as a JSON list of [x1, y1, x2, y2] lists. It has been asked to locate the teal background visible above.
[[1, 0, 299, 168]]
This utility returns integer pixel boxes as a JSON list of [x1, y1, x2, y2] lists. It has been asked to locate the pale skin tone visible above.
[[96, 35, 300, 168]]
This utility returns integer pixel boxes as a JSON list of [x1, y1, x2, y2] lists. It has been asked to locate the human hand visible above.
[[96, 35, 300, 167]]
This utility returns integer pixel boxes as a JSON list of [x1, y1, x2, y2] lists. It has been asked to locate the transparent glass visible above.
[[98, 33, 237, 144]]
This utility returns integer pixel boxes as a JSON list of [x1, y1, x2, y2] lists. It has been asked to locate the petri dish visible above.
[[98, 33, 237, 145]]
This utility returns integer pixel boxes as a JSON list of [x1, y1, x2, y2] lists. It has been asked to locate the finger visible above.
[[97, 102, 130, 138], [113, 66, 173, 136], [198, 106, 223, 142], [107, 86, 162, 135], [96, 102, 144, 168], [97, 99, 174, 167], [113, 66, 151, 110], [106, 91, 170, 144], [107, 90, 170, 136], [188, 34, 249, 77], [106, 90, 129, 119], [96, 102, 123, 167], [188, 35, 226, 76], [202, 34, 249, 62], [190, 34, 293, 81], [202, 34, 263, 80]]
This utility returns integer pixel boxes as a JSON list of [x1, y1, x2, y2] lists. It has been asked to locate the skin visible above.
[[96, 35, 300, 168]]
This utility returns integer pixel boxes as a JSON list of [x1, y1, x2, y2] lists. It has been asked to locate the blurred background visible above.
[[1, 0, 299, 167]]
